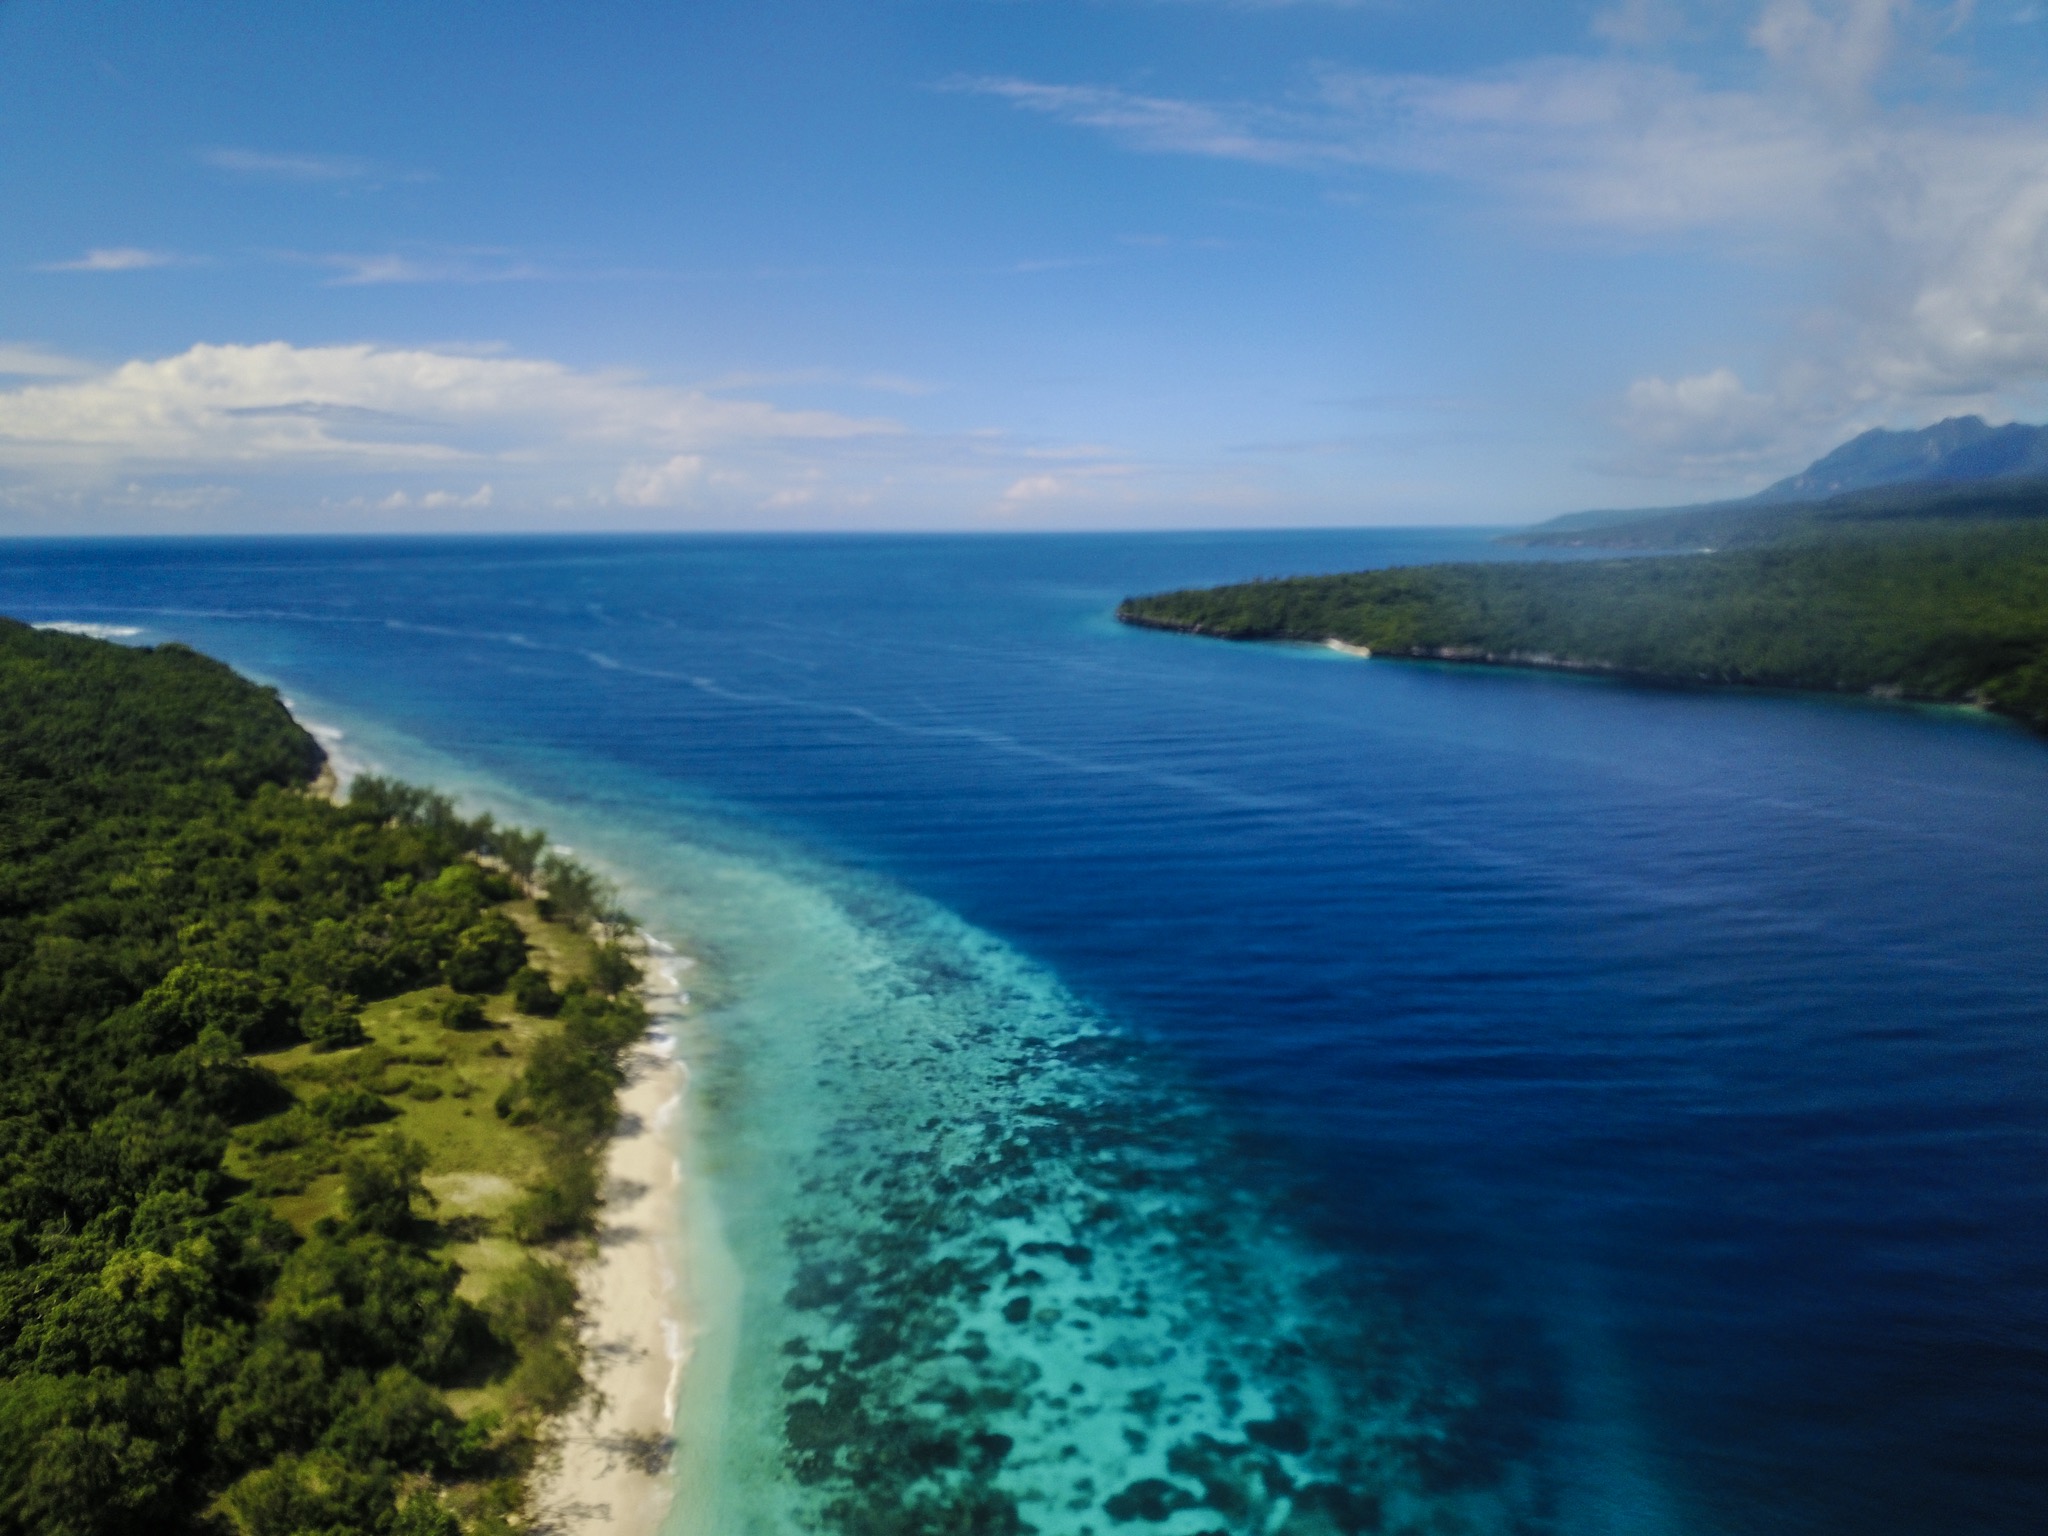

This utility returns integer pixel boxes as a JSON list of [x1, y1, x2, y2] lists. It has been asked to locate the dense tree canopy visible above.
[[1119, 521, 2048, 730], [0, 619, 633, 1535]]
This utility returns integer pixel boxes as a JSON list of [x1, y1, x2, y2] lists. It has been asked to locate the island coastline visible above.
[[529, 946, 691, 1536], [304, 727, 708, 1536]]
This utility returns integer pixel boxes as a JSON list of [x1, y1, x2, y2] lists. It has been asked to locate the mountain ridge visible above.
[[1515, 416, 2048, 547], [1752, 416, 2048, 504]]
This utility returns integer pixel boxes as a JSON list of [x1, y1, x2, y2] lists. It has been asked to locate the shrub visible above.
[[506, 1152, 600, 1244], [439, 994, 487, 1032], [495, 1034, 620, 1140], [588, 941, 639, 998], [491, 825, 547, 882], [536, 853, 614, 928], [217, 1452, 393, 1536], [341, 1135, 434, 1237], [505, 1332, 585, 1415], [485, 1258, 579, 1345], [443, 912, 527, 995], [391, 1489, 464, 1536], [309, 1087, 390, 1129], [509, 966, 559, 1017], [299, 986, 365, 1052], [241, 1108, 317, 1154]]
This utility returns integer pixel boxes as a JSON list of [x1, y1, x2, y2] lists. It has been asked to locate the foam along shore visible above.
[[532, 938, 696, 1536]]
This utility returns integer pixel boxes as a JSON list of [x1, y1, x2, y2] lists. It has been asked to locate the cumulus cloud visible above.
[[0, 340, 923, 526], [38, 248, 181, 272], [968, 0, 2048, 479], [0, 341, 893, 475], [0, 339, 1240, 529], [1613, 367, 1795, 475]]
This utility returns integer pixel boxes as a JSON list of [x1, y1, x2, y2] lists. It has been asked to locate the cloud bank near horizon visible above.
[[14, 0, 2048, 532], [0, 341, 1183, 531]]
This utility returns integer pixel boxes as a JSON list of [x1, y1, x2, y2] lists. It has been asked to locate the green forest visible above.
[[0, 618, 645, 1535], [1118, 520, 2048, 729]]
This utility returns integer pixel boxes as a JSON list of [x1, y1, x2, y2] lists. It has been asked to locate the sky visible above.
[[5, 0, 2048, 533]]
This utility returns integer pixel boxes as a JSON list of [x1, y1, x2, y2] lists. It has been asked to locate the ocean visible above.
[[5, 529, 2046, 1535]]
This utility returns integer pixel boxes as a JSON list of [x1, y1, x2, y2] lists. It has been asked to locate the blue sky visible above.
[[5, 0, 2048, 532]]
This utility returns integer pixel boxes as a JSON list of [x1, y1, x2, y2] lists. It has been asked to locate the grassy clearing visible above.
[[227, 898, 613, 1485]]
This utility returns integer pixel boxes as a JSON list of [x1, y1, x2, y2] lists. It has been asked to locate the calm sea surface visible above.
[[5, 531, 2046, 1535]]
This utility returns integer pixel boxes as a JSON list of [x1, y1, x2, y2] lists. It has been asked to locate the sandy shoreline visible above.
[[282, 705, 712, 1532], [531, 946, 696, 1536]]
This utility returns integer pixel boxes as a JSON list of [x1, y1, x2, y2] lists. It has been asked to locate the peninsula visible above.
[[1120, 425, 2048, 733], [0, 618, 671, 1536]]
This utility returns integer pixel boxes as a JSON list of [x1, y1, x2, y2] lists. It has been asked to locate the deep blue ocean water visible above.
[[5, 530, 2047, 1535]]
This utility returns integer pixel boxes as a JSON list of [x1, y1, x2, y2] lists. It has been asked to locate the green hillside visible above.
[[1118, 521, 2048, 730]]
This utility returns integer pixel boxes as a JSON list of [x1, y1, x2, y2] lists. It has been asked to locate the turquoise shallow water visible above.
[[5, 531, 2048, 1534]]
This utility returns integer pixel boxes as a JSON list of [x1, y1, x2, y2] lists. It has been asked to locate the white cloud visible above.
[[1749, 0, 1910, 102], [614, 455, 705, 506], [38, 247, 181, 272], [968, 1, 2048, 478], [0, 341, 894, 476], [0, 344, 1245, 529], [359, 484, 496, 512], [1613, 367, 1795, 474], [0, 342, 1405, 531], [964, 60, 1841, 236]]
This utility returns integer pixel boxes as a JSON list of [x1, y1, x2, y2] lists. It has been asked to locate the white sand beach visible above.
[[532, 951, 696, 1536]]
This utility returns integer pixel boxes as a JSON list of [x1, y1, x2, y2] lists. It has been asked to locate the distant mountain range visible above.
[[1750, 415, 2048, 503], [1518, 416, 2048, 547]]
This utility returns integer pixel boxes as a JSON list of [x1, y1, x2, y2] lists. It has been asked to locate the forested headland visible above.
[[0, 617, 649, 1535], [1117, 513, 2048, 732]]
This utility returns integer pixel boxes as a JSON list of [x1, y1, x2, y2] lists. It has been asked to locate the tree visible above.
[[510, 967, 559, 1017], [537, 853, 613, 929], [443, 912, 527, 994], [439, 994, 487, 1032], [341, 1135, 434, 1237], [588, 942, 639, 999], [492, 826, 547, 882], [297, 985, 364, 1051]]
